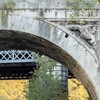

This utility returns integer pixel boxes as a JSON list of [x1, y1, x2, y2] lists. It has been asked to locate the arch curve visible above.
[[0, 17, 99, 100]]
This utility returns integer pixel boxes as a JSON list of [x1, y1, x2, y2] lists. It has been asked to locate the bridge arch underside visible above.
[[0, 29, 98, 100]]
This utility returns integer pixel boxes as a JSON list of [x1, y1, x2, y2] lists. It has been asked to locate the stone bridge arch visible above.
[[0, 15, 99, 100]]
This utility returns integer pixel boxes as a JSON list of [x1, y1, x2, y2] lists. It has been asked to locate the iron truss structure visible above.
[[0, 50, 73, 80], [0, 50, 36, 63], [0, 50, 37, 80]]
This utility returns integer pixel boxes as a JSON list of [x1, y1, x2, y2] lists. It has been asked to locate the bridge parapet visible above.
[[0, 0, 100, 22]]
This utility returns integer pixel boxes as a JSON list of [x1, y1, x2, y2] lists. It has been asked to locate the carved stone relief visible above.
[[66, 25, 96, 46]]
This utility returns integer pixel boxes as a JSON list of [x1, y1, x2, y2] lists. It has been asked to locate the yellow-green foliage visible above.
[[68, 78, 89, 100], [0, 78, 89, 100], [0, 80, 28, 100]]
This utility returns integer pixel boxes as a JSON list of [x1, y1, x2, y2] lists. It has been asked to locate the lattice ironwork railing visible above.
[[0, 50, 36, 63]]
